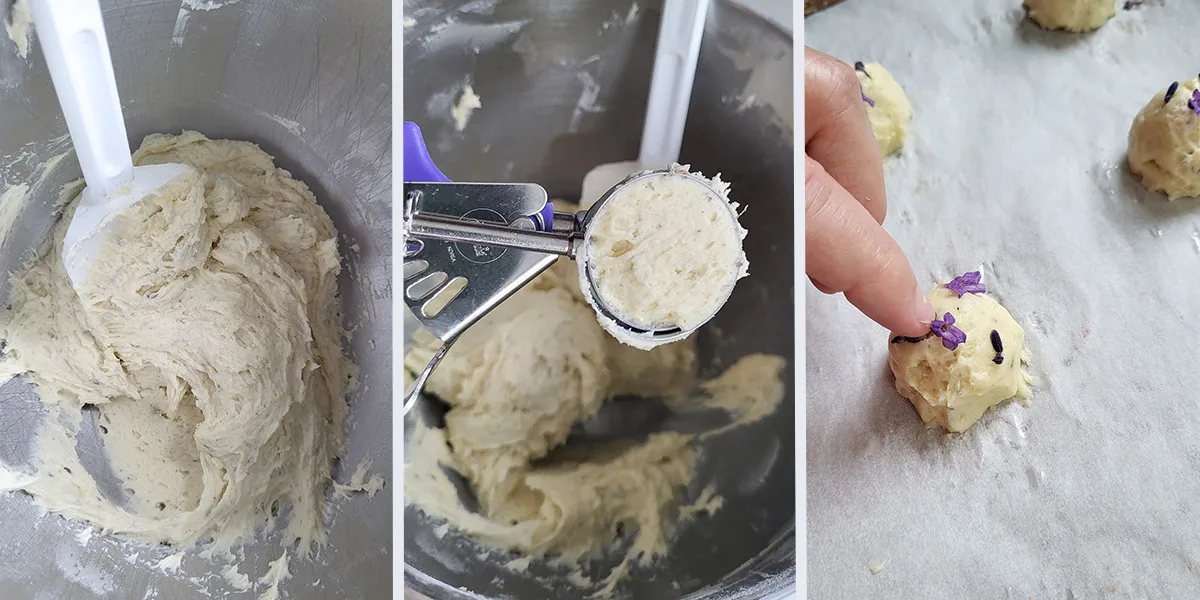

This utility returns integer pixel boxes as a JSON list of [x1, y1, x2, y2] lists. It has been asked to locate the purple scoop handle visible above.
[[533, 202, 555, 231], [403, 121, 555, 232], [404, 122, 451, 182]]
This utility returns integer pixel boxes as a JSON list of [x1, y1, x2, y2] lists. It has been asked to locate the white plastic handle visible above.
[[29, 0, 133, 198], [638, 0, 709, 168]]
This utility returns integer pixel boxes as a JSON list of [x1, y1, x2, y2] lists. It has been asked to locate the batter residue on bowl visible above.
[[404, 200, 785, 596]]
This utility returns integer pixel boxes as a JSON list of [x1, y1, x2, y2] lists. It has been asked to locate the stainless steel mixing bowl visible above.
[[0, 1, 390, 598], [403, 1, 794, 598]]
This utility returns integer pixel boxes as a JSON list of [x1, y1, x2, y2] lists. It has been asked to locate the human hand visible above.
[[804, 47, 933, 337]]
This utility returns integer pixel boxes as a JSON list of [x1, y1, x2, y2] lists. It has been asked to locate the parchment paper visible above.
[[806, 1, 1200, 598]]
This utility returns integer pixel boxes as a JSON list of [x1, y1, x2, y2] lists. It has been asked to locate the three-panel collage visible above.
[[0, 0, 1196, 598]]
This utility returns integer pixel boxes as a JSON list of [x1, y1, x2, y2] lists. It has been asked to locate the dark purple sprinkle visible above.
[[1122, 0, 1143, 9], [1165, 81, 1179, 104], [993, 354, 1004, 365], [990, 330, 1003, 353], [891, 333, 932, 344], [854, 61, 871, 78]]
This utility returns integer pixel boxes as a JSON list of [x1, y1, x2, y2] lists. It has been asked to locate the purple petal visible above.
[[949, 326, 967, 344], [861, 90, 875, 107], [943, 312, 955, 326], [942, 337, 956, 350], [946, 271, 985, 297]]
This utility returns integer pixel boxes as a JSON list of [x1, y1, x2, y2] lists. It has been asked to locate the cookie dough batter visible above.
[[887, 273, 1031, 433], [0, 132, 355, 551], [1128, 77, 1200, 200], [404, 211, 784, 595], [5, 0, 31, 58], [1023, 0, 1115, 32], [580, 167, 748, 349], [855, 62, 912, 158], [451, 85, 482, 132]]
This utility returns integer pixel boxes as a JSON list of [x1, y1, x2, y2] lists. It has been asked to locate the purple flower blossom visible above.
[[945, 271, 986, 297], [1188, 89, 1200, 116], [930, 312, 967, 351]]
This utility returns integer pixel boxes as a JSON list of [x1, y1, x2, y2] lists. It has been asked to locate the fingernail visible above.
[[914, 288, 934, 326]]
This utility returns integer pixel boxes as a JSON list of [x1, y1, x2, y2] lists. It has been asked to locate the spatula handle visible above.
[[638, 0, 709, 167], [30, 0, 133, 198]]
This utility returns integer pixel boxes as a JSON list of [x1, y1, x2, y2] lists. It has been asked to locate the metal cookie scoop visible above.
[[401, 123, 741, 413], [404, 0, 719, 413]]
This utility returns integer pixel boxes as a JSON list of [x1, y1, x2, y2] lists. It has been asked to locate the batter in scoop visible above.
[[0, 132, 355, 552], [580, 166, 748, 349]]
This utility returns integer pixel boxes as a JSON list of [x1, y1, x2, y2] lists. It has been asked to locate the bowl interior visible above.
[[0, 1, 391, 598], [402, 1, 794, 598]]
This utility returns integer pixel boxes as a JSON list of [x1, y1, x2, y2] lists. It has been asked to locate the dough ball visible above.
[[855, 62, 912, 158], [1128, 78, 1200, 200], [581, 168, 747, 347], [402, 252, 705, 579], [1024, 0, 1115, 32], [887, 279, 1030, 433], [413, 284, 610, 473]]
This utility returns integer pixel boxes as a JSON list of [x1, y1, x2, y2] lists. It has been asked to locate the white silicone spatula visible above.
[[579, 0, 709, 207], [30, 0, 188, 288]]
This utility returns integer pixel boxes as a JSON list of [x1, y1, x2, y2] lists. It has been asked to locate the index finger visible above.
[[805, 155, 933, 336]]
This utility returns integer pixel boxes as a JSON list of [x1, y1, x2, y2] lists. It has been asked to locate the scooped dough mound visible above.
[[580, 167, 748, 348], [1128, 78, 1200, 200], [410, 283, 612, 508], [404, 218, 785, 595], [887, 277, 1031, 433], [1024, 0, 1115, 32], [855, 62, 913, 158], [0, 132, 355, 551]]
